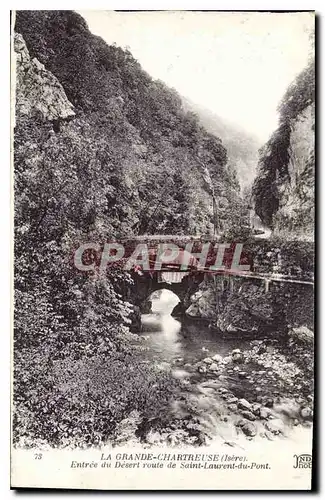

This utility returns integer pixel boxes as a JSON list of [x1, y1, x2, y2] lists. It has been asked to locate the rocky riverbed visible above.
[[117, 329, 313, 448]]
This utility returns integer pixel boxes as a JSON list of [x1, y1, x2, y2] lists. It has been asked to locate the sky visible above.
[[79, 10, 314, 142]]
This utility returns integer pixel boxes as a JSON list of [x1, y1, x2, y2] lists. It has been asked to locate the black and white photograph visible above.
[[10, 8, 315, 490]]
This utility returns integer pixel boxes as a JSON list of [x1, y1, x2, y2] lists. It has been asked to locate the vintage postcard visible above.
[[11, 9, 315, 490]]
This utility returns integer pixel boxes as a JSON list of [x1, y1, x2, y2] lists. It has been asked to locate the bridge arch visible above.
[[131, 269, 204, 315], [148, 289, 180, 315]]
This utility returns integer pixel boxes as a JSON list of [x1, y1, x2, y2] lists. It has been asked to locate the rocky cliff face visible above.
[[273, 103, 314, 238], [252, 61, 315, 239], [14, 33, 75, 122]]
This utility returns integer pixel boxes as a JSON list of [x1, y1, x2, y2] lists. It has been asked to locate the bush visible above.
[[13, 348, 179, 448]]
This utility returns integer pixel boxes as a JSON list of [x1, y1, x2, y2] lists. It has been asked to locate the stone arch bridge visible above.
[[118, 237, 314, 328], [131, 266, 313, 317]]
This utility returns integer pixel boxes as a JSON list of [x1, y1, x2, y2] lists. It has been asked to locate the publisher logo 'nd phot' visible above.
[[293, 454, 312, 469]]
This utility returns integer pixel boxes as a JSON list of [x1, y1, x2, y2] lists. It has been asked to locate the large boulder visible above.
[[300, 406, 313, 421], [171, 302, 185, 317], [236, 419, 257, 437], [232, 349, 244, 363], [185, 280, 217, 320], [203, 357, 213, 365], [185, 303, 200, 318], [212, 354, 223, 363], [237, 399, 252, 411], [289, 326, 314, 345], [265, 419, 285, 435]]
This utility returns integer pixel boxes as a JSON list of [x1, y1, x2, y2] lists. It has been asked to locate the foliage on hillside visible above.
[[15, 10, 241, 238], [252, 60, 315, 229]]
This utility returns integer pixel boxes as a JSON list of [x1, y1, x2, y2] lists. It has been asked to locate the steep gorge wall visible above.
[[273, 103, 314, 238], [252, 61, 315, 239]]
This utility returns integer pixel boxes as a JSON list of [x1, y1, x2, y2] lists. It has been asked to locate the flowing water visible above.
[[140, 289, 251, 366], [136, 289, 312, 447]]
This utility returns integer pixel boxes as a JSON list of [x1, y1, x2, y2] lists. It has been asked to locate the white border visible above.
[[1, 1, 322, 10]]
